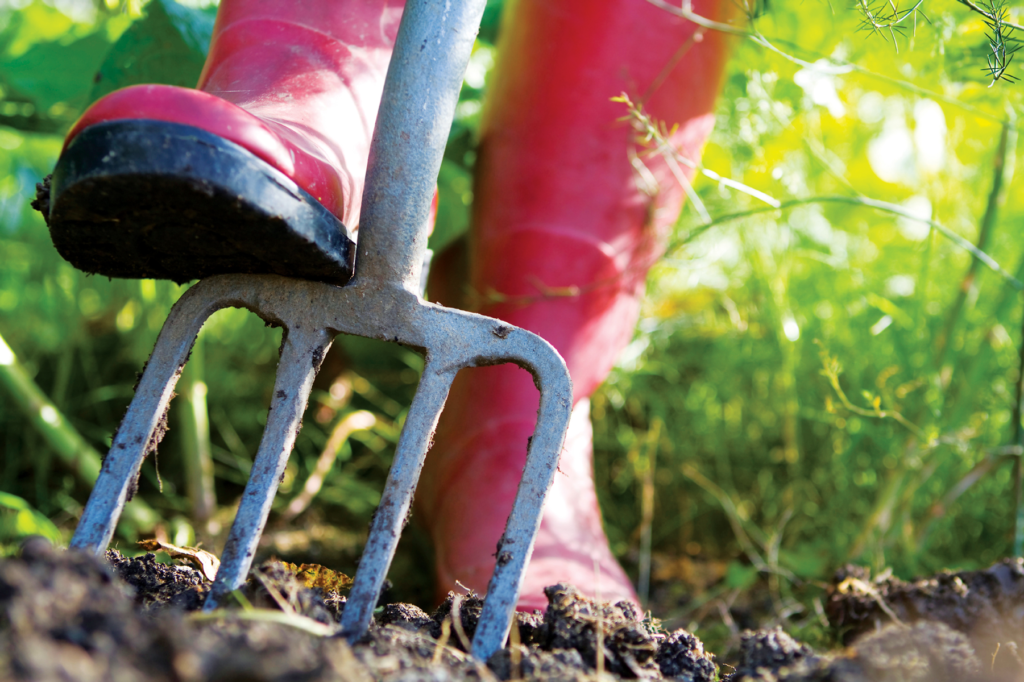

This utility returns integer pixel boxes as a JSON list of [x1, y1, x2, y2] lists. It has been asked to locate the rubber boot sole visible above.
[[46, 120, 356, 285]]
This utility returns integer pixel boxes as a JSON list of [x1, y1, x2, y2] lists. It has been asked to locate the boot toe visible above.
[[49, 116, 355, 284]]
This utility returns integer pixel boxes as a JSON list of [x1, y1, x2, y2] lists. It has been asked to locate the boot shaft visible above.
[[198, 0, 407, 228]]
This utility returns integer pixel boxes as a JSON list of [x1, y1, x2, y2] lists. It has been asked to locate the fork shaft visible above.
[[341, 362, 455, 639], [354, 0, 486, 291], [204, 326, 333, 609]]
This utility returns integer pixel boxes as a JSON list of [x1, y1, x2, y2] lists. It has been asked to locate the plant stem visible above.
[[646, 0, 751, 36], [189, 608, 339, 636], [178, 334, 216, 525], [0, 334, 100, 482], [917, 451, 1015, 548], [650, 0, 1008, 124], [650, 0, 1024, 97], [282, 410, 376, 521], [935, 120, 1014, 369], [681, 464, 773, 573], [675, 195, 1023, 290], [1013, 304, 1024, 555], [956, 0, 1024, 31], [636, 418, 663, 607]]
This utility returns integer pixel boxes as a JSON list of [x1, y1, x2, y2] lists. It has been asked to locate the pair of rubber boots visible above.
[[44, 0, 731, 610]]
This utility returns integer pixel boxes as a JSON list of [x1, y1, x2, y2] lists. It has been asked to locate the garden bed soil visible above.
[[0, 539, 1022, 681]]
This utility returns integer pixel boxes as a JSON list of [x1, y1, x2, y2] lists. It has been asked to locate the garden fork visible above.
[[67, 0, 572, 661]]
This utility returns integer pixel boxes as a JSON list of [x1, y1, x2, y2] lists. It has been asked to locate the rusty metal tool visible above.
[[67, 0, 572, 662]]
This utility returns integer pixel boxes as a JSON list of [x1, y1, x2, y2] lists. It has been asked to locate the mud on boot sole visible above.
[[45, 120, 356, 285]]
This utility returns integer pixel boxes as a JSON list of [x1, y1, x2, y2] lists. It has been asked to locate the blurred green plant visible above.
[[89, 0, 215, 102], [590, 0, 1024, 647], [0, 490, 62, 549]]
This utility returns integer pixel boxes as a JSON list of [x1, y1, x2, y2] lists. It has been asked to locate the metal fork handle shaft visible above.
[[354, 0, 486, 292]]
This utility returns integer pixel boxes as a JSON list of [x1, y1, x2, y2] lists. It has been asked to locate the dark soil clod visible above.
[[106, 549, 209, 611], [245, 559, 340, 624], [540, 582, 662, 678], [827, 558, 1024, 666], [487, 646, 587, 681], [726, 622, 992, 682], [848, 621, 982, 682], [430, 589, 486, 645], [0, 543, 736, 681], [378, 602, 433, 631], [656, 628, 718, 681], [1, 540, 176, 681], [725, 627, 820, 681]]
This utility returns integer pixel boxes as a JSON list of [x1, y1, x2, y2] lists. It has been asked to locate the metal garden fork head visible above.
[[67, 0, 572, 662]]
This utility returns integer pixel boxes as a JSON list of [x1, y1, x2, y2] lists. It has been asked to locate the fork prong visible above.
[[69, 288, 214, 553], [471, 331, 573, 661], [340, 362, 456, 640], [204, 326, 333, 610]]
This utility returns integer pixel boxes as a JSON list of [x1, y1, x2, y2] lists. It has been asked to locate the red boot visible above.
[[45, 0, 404, 283], [420, 0, 733, 608]]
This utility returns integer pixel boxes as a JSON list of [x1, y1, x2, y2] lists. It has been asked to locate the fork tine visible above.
[[340, 362, 456, 639], [470, 332, 573, 661], [204, 325, 333, 609], [70, 288, 214, 553]]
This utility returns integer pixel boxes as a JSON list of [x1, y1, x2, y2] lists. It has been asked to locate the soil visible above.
[[2, 539, 1023, 681], [824, 560, 1024, 680]]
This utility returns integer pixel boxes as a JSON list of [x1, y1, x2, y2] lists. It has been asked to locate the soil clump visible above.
[[826, 559, 1024, 674], [725, 621, 993, 682]]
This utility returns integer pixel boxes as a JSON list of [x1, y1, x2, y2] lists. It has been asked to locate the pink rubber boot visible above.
[[47, 0, 405, 283], [419, 0, 733, 609]]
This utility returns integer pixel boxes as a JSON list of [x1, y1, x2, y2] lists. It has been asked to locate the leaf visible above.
[[431, 159, 473, 253], [137, 538, 220, 581], [0, 3, 75, 58], [0, 491, 62, 546], [724, 560, 759, 590], [0, 31, 111, 113], [475, 0, 506, 45], [779, 546, 828, 580], [280, 561, 353, 595], [88, 0, 215, 105]]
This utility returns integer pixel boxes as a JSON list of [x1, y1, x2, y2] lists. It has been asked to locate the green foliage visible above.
[[0, 491, 63, 549], [89, 0, 215, 103], [590, 0, 1024, 645], [0, 2, 131, 133], [2, 31, 110, 112], [980, 0, 1020, 85]]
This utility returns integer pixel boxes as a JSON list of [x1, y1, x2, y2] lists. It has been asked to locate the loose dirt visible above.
[[1, 539, 1023, 681]]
